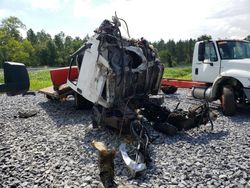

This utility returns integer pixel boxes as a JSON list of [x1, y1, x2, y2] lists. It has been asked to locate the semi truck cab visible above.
[[191, 39, 250, 116]]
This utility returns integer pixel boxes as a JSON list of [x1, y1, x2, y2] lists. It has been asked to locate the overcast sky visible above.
[[0, 0, 249, 41]]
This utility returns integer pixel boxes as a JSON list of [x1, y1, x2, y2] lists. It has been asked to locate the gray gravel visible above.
[[0, 89, 250, 188]]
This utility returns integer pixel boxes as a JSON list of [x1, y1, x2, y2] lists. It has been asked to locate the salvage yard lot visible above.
[[0, 89, 249, 187]]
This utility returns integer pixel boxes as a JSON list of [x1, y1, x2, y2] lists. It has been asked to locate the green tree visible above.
[[154, 39, 166, 51], [154, 38, 197, 66], [36, 30, 52, 43], [34, 30, 52, 66], [37, 46, 48, 66], [187, 39, 196, 64], [0, 16, 26, 40], [197, 34, 212, 41], [54, 31, 65, 51], [46, 40, 57, 66], [159, 50, 173, 67], [22, 39, 35, 66], [166, 39, 176, 61], [27, 29, 37, 45], [64, 36, 73, 53], [176, 40, 185, 64], [3, 37, 34, 66], [0, 18, 34, 66], [54, 31, 65, 66], [0, 29, 10, 63], [159, 50, 168, 64], [71, 36, 84, 51]]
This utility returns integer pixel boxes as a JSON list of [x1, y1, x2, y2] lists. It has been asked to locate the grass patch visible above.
[[0, 66, 192, 92], [29, 70, 52, 91], [0, 71, 3, 83], [163, 67, 192, 80], [0, 69, 52, 91]]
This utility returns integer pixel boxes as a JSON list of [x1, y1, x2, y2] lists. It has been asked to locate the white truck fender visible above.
[[210, 75, 239, 99], [221, 70, 250, 88]]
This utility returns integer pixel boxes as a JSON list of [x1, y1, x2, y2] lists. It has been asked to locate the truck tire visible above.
[[74, 92, 93, 110], [161, 86, 178, 94], [220, 86, 236, 116]]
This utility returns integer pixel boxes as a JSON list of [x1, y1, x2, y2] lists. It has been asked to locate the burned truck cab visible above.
[[67, 18, 164, 109]]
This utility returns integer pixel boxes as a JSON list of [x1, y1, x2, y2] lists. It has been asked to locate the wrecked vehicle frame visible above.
[[64, 14, 217, 186], [67, 18, 163, 108]]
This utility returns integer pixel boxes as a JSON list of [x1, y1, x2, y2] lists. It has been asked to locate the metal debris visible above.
[[119, 143, 146, 177]]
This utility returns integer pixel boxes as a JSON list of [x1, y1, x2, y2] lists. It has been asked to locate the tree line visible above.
[[0, 16, 88, 68], [1, 16, 250, 68]]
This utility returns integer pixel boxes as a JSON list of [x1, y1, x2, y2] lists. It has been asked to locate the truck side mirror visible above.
[[198, 42, 205, 61], [0, 62, 30, 96]]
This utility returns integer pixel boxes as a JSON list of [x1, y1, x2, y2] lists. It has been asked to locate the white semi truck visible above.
[[191, 39, 250, 116]]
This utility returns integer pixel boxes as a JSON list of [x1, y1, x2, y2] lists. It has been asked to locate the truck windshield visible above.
[[217, 41, 250, 60]]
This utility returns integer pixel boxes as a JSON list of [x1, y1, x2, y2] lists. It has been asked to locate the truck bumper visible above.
[[243, 88, 250, 100]]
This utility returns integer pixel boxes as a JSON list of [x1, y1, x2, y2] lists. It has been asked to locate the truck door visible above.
[[192, 41, 220, 83]]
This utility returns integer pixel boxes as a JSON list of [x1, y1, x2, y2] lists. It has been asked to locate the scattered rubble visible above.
[[0, 90, 249, 187]]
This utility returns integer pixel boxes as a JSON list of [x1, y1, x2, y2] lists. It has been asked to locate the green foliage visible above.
[[0, 16, 250, 69], [154, 38, 196, 66], [0, 29, 9, 63], [46, 40, 57, 66], [0, 17, 34, 66], [159, 50, 173, 67], [0, 16, 26, 41], [0, 71, 3, 83], [26, 29, 88, 67], [197, 34, 212, 41], [0, 30, 34, 66], [27, 29, 37, 45], [163, 67, 192, 80], [176, 40, 185, 64]]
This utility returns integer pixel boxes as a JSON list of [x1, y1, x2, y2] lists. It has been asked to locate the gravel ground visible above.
[[0, 89, 249, 188]]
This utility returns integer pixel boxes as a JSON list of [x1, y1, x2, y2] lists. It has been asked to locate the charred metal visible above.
[[65, 15, 217, 185]]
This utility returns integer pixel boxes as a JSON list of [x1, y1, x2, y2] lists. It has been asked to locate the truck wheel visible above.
[[161, 86, 178, 94], [74, 92, 93, 110], [220, 86, 236, 116]]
